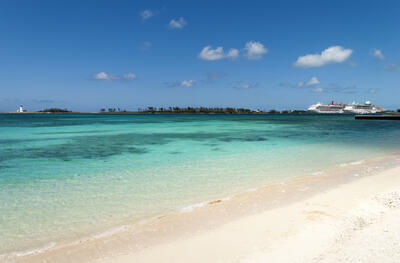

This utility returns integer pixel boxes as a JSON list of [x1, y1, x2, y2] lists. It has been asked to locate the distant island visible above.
[[98, 107, 308, 114], [38, 108, 72, 113], [4, 106, 329, 114], [16, 106, 400, 114]]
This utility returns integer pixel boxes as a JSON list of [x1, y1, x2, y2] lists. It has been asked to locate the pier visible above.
[[355, 115, 400, 120]]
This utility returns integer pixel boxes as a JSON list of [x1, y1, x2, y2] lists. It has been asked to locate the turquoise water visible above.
[[1, 113, 400, 254]]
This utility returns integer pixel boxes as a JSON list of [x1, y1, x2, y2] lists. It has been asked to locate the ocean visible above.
[[1, 113, 400, 256]]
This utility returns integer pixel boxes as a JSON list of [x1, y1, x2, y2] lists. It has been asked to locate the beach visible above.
[[113, 164, 400, 263], [5, 153, 400, 263], [3, 0, 399, 261], [2, 114, 400, 262]]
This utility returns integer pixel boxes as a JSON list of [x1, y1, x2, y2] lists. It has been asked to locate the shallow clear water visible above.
[[1, 113, 400, 254]]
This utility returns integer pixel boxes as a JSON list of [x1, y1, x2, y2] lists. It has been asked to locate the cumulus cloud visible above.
[[198, 46, 226, 60], [180, 80, 195, 87], [312, 87, 323, 93], [294, 46, 353, 67], [164, 80, 196, 87], [198, 46, 239, 61], [169, 17, 187, 29], [227, 48, 239, 59], [123, 73, 136, 80], [370, 49, 385, 60], [140, 10, 156, 20], [199, 41, 268, 61], [235, 84, 252, 89], [94, 72, 119, 80], [244, 41, 268, 60], [297, 76, 320, 87], [307, 76, 320, 86], [93, 72, 136, 81], [94, 72, 109, 80]]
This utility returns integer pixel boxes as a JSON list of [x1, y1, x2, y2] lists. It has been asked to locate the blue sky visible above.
[[1, 0, 399, 111]]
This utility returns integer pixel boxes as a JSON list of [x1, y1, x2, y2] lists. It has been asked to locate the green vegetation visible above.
[[139, 106, 257, 114], [38, 108, 71, 113], [99, 106, 260, 114], [97, 106, 310, 114]]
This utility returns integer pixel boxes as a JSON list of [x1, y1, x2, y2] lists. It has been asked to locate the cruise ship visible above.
[[308, 101, 383, 114], [343, 101, 382, 114], [307, 101, 344, 114]]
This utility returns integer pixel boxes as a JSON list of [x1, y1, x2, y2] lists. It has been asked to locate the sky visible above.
[[1, 0, 400, 112]]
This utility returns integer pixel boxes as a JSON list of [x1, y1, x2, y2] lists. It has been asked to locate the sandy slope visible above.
[[98, 166, 400, 263]]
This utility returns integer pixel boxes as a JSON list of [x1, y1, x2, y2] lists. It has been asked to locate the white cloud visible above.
[[180, 80, 195, 87], [244, 41, 268, 60], [307, 76, 320, 86], [235, 84, 251, 89], [140, 10, 156, 20], [297, 76, 320, 87], [94, 72, 109, 80], [94, 72, 136, 81], [227, 48, 239, 59], [370, 49, 385, 60], [94, 72, 119, 81], [198, 46, 225, 60], [294, 46, 353, 67], [198, 46, 239, 61], [312, 87, 323, 92], [123, 73, 136, 80], [199, 41, 268, 61], [169, 17, 187, 29]]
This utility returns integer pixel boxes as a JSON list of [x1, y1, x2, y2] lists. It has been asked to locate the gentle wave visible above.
[[339, 160, 364, 167]]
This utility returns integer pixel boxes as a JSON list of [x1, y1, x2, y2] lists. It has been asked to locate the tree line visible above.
[[99, 107, 307, 114]]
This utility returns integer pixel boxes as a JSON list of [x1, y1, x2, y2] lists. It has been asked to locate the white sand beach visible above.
[[98, 165, 400, 263], [8, 155, 400, 263]]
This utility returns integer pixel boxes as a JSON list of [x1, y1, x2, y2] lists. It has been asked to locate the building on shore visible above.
[[16, 105, 27, 113]]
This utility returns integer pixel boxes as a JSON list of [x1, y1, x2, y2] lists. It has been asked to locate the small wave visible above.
[[6, 225, 128, 260], [180, 201, 208, 213], [12, 242, 56, 257], [222, 196, 232, 201], [311, 171, 324, 176], [90, 225, 127, 240], [339, 160, 364, 167], [350, 160, 364, 165]]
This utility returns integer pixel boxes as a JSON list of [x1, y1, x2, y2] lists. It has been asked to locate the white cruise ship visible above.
[[308, 101, 383, 114], [343, 101, 382, 114], [307, 101, 344, 114]]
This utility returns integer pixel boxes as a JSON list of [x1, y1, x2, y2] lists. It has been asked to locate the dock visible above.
[[355, 115, 400, 120]]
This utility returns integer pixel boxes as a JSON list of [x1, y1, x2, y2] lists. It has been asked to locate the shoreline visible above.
[[4, 152, 400, 263]]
